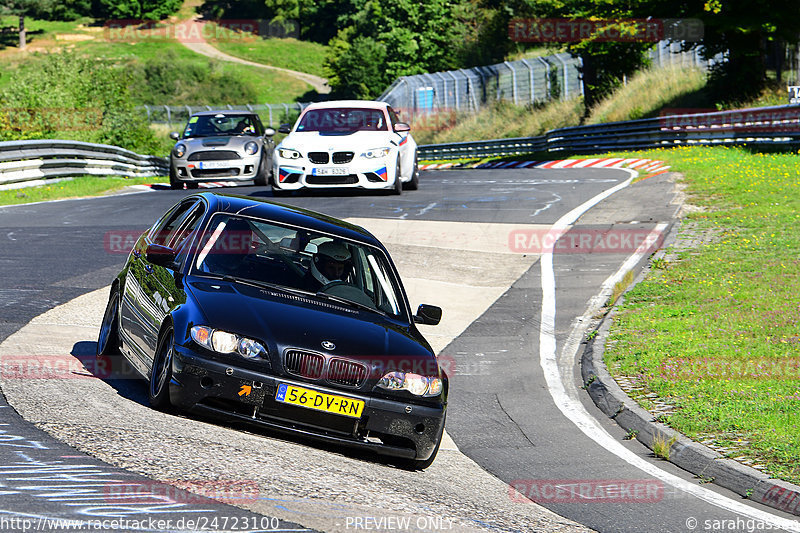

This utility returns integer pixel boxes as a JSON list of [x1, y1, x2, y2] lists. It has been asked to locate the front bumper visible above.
[[171, 154, 261, 183], [169, 345, 446, 461], [272, 157, 395, 190]]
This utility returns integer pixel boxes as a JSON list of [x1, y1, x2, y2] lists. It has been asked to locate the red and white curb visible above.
[[420, 158, 670, 177]]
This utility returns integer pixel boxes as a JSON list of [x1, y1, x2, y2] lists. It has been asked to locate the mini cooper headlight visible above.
[[244, 141, 259, 155], [173, 143, 187, 158], [360, 147, 391, 159], [377, 371, 442, 397], [191, 326, 266, 359], [278, 148, 301, 159]]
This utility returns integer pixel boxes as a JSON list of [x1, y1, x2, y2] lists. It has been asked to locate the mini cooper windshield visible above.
[[191, 214, 405, 318], [183, 114, 259, 138]]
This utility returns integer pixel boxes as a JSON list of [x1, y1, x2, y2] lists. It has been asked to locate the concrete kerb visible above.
[[579, 226, 800, 518]]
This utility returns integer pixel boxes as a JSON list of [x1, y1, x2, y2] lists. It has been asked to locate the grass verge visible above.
[[207, 23, 328, 78], [597, 145, 800, 484], [0, 176, 166, 206]]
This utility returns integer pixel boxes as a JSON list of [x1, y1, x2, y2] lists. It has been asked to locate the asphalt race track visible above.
[[1, 169, 799, 533]]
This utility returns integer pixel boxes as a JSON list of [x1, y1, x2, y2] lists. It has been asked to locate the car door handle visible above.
[[133, 250, 141, 258], [144, 264, 153, 274]]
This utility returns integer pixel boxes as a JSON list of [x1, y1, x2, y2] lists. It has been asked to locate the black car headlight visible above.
[[173, 143, 186, 158], [244, 141, 259, 155], [377, 371, 443, 397], [191, 326, 266, 359]]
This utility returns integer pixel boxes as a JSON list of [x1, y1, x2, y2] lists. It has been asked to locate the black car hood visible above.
[[186, 278, 433, 369]]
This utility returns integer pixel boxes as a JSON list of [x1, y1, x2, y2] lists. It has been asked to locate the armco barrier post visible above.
[[536, 57, 551, 102], [447, 71, 460, 110], [520, 59, 535, 103]]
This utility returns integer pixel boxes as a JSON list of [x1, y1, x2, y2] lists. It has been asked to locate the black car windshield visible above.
[[191, 214, 406, 319], [183, 114, 258, 138], [296, 108, 388, 133]]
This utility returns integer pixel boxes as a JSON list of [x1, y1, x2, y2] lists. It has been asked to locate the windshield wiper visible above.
[[314, 291, 386, 317], [198, 273, 313, 297]]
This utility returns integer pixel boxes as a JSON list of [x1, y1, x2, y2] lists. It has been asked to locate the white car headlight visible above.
[[376, 371, 442, 397], [244, 141, 259, 155], [361, 147, 391, 159], [191, 326, 267, 359], [278, 148, 301, 159], [173, 143, 187, 158]]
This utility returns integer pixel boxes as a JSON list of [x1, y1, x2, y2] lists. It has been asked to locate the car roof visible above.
[[193, 192, 383, 247], [190, 110, 259, 117], [302, 100, 389, 112]]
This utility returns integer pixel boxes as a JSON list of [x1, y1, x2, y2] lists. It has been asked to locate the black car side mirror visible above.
[[169, 132, 180, 140], [414, 304, 442, 326], [278, 123, 292, 134], [146, 243, 177, 267]]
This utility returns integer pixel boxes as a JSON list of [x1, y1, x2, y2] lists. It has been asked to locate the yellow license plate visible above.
[[275, 383, 365, 418]]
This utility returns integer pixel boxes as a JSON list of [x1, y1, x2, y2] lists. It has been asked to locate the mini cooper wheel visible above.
[[169, 168, 182, 190], [149, 327, 174, 410], [254, 154, 268, 186]]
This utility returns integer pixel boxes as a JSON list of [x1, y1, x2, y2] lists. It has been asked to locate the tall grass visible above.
[[586, 65, 708, 124], [411, 98, 584, 145]]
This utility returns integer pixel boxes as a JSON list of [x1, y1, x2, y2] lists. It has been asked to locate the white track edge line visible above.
[[538, 168, 800, 531]]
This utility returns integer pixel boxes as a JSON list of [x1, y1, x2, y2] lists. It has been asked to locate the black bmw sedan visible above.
[[97, 192, 446, 468]]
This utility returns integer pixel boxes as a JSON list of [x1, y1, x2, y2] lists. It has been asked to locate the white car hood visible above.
[[280, 131, 399, 153]]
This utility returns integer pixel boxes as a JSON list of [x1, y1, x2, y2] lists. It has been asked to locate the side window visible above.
[[150, 201, 196, 246], [170, 203, 205, 250], [388, 108, 400, 126], [254, 116, 265, 135]]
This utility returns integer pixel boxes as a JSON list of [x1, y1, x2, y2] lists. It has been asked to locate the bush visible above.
[[0, 52, 160, 154], [130, 50, 261, 105]]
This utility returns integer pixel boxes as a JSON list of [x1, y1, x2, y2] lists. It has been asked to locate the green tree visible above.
[[92, 0, 183, 21], [658, 0, 800, 103], [325, 0, 470, 99], [0, 0, 53, 48]]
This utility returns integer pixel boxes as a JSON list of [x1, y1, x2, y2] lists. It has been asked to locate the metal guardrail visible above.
[[418, 104, 800, 160], [0, 140, 169, 186]]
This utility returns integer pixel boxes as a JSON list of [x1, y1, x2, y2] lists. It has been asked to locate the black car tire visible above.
[[403, 153, 419, 191], [149, 327, 174, 410], [390, 158, 402, 195], [97, 287, 121, 357], [169, 167, 182, 190], [254, 154, 268, 186]]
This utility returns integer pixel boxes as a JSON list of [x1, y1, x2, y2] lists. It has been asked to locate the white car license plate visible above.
[[197, 161, 236, 170], [312, 167, 348, 176]]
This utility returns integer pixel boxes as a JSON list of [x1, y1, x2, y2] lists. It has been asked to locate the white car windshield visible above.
[[183, 114, 258, 138], [192, 214, 404, 319], [296, 108, 388, 133]]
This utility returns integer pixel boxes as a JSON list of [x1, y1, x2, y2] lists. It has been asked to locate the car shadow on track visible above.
[[73, 340, 420, 471]]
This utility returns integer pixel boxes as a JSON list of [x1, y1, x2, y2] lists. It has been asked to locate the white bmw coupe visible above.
[[272, 100, 419, 195]]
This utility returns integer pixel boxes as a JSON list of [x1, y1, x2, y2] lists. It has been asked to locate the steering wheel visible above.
[[318, 280, 349, 293]]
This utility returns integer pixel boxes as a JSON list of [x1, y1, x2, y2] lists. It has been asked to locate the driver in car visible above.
[[304, 241, 353, 291]]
